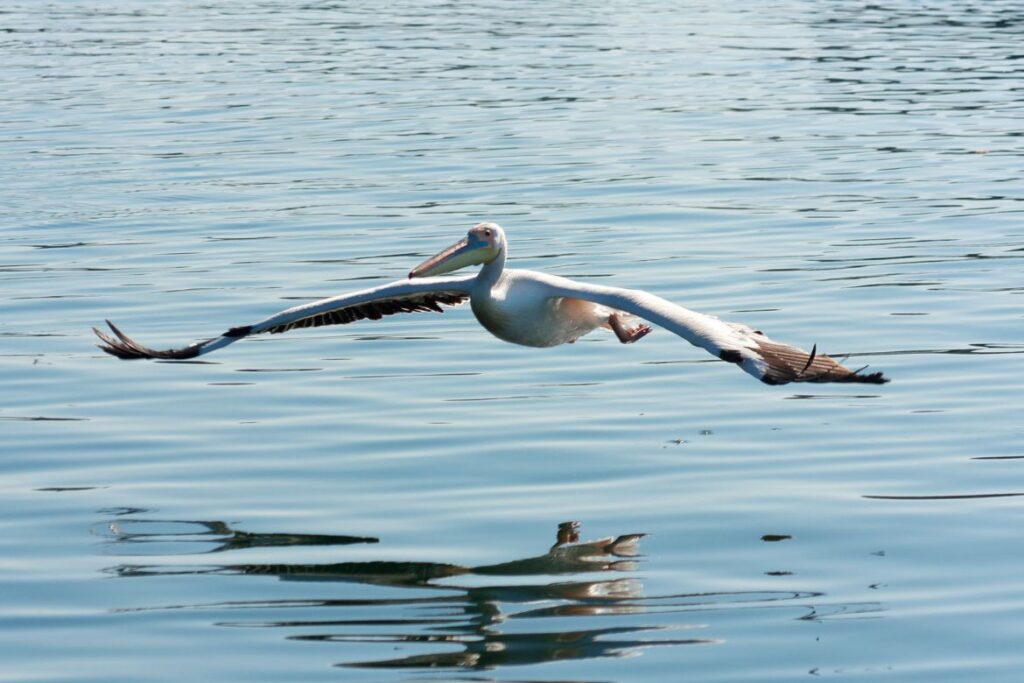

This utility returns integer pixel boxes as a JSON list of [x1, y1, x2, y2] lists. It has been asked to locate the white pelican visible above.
[[94, 222, 888, 385]]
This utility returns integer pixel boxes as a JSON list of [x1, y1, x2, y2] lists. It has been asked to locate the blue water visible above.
[[3, 2, 1023, 681]]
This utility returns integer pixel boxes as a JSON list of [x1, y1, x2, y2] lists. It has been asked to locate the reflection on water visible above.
[[94, 515, 379, 555], [102, 517, 855, 671]]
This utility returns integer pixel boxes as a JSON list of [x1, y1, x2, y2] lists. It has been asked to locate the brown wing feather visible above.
[[753, 338, 887, 385]]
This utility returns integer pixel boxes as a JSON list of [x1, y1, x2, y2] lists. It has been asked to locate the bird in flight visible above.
[[95, 222, 888, 385]]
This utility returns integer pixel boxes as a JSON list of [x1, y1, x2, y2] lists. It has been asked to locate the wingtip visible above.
[[93, 319, 210, 361], [752, 337, 891, 386], [848, 364, 890, 385], [92, 319, 149, 359]]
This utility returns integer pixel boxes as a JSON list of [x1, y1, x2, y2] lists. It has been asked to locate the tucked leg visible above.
[[608, 313, 652, 344]]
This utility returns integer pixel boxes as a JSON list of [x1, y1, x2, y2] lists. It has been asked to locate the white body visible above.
[[471, 269, 610, 348]]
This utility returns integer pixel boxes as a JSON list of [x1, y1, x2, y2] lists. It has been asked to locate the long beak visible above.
[[409, 237, 485, 278]]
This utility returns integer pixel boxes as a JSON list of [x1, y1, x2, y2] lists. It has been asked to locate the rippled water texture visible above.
[[2, 2, 1023, 681]]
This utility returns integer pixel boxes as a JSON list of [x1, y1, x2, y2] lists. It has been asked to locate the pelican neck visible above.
[[477, 246, 507, 287]]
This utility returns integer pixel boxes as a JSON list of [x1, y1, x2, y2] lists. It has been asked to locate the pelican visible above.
[[94, 222, 888, 385]]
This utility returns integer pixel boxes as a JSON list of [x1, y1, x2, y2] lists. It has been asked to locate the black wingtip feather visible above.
[[93, 320, 204, 360], [799, 343, 817, 375], [848, 369, 890, 385]]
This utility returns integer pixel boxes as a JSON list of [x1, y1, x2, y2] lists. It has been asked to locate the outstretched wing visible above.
[[537, 274, 887, 385], [94, 276, 475, 360]]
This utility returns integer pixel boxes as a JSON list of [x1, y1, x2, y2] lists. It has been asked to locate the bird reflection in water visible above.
[[95, 516, 379, 555], [101, 517, 830, 671]]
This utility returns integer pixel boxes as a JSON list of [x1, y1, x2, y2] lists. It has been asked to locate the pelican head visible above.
[[409, 222, 504, 278]]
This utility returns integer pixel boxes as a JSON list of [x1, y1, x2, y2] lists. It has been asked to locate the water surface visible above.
[[2, 2, 1023, 681]]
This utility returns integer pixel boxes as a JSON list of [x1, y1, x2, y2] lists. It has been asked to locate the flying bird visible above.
[[94, 223, 888, 385]]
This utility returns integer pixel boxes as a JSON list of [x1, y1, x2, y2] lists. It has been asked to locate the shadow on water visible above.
[[96, 516, 853, 672]]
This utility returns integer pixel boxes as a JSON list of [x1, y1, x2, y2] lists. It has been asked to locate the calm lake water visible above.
[[2, 2, 1023, 681]]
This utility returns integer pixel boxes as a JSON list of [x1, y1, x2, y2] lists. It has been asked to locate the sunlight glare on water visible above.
[[2, 1, 1023, 681]]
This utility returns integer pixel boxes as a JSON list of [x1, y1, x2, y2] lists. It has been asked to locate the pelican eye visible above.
[[484, 229, 492, 237]]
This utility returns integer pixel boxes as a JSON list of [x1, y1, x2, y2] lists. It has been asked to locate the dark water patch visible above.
[[150, 359, 220, 365], [0, 332, 67, 337], [234, 367, 322, 373], [851, 343, 1024, 357], [97, 507, 152, 517], [761, 534, 792, 542], [204, 235, 280, 242], [164, 286, 255, 293], [849, 281, 944, 289], [971, 455, 1024, 461], [342, 371, 481, 380], [323, 275, 390, 282], [836, 237, 954, 245], [36, 486, 106, 492], [797, 602, 884, 622], [351, 335, 443, 341], [0, 264, 116, 272], [445, 395, 548, 402], [785, 394, 881, 400], [864, 493, 1024, 501], [30, 242, 89, 249], [764, 253, 1024, 275], [0, 415, 89, 422], [532, 251, 581, 260], [640, 359, 715, 365], [300, 251, 424, 264]]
